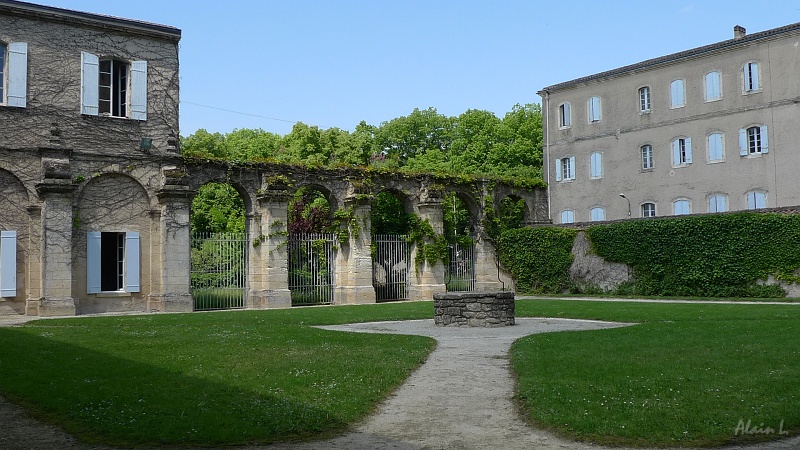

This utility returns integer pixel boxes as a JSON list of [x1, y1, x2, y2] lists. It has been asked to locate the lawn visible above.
[[512, 299, 800, 447], [0, 302, 434, 446]]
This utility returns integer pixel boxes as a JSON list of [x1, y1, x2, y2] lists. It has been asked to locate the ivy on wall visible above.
[[497, 227, 576, 293]]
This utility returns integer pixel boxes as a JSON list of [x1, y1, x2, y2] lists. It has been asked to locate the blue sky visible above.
[[38, 0, 800, 137]]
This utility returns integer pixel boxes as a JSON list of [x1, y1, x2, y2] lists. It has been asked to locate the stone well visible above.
[[433, 291, 515, 327]]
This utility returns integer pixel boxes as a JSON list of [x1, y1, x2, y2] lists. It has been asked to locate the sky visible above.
[[37, 0, 800, 138]]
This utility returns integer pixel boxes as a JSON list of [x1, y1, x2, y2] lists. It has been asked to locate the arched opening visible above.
[[443, 192, 477, 291], [287, 186, 336, 306], [371, 190, 413, 302], [190, 182, 248, 311], [0, 169, 30, 308]]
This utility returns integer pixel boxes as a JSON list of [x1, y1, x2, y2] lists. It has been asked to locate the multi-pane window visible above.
[[99, 59, 128, 117], [639, 86, 651, 112], [588, 96, 602, 122], [739, 126, 769, 155], [707, 133, 724, 162], [559, 102, 571, 128], [590, 207, 605, 222], [743, 62, 760, 92], [0, 42, 27, 107], [747, 191, 767, 209], [590, 152, 603, 178], [555, 156, 575, 181], [672, 137, 692, 166], [670, 79, 685, 108], [709, 194, 728, 213], [561, 210, 574, 224], [705, 71, 722, 101], [81, 52, 147, 120], [641, 203, 656, 218], [87, 231, 140, 294], [673, 199, 691, 215], [0, 44, 5, 102], [641, 144, 654, 170]]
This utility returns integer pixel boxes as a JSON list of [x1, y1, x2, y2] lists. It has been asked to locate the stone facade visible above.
[[433, 291, 515, 327]]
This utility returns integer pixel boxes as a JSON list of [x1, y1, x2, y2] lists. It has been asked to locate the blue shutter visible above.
[[760, 125, 769, 154], [7, 43, 27, 107], [569, 156, 576, 179], [739, 129, 748, 156], [672, 140, 680, 165], [0, 231, 17, 297], [751, 63, 760, 90], [564, 103, 570, 126], [130, 61, 148, 121], [685, 137, 692, 164], [125, 232, 140, 293], [81, 52, 99, 115], [555, 158, 562, 182], [87, 232, 101, 293]]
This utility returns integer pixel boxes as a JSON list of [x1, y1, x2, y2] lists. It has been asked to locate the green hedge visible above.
[[497, 227, 576, 293]]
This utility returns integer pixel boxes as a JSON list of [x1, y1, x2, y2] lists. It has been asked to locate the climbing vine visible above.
[[497, 227, 577, 294]]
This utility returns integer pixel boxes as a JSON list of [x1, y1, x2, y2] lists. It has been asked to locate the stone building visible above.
[[539, 23, 800, 223]]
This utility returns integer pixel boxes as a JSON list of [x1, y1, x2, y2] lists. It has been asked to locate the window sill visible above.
[[638, 110, 651, 115], [669, 105, 686, 110], [93, 291, 132, 298], [704, 97, 723, 103], [743, 153, 766, 159], [558, 126, 571, 131], [742, 89, 762, 96], [671, 164, 691, 168], [640, 168, 654, 173], [707, 159, 725, 164]]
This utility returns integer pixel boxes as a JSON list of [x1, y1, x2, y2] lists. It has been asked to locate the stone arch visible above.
[[444, 189, 481, 240], [72, 173, 151, 313], [371, 188, 414, 236], [287, 183, 339, 234], [0, 168, 32, 310]]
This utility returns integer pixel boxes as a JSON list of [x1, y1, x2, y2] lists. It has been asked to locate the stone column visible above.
[[35, 180, 77, 316], [151, 185, 193, 312], [333, 196, 376, 305], [473, 235, 503, 292], [409, 197, 447, 300], [250, 187, 292, 309], [24, 205, 42, 315]]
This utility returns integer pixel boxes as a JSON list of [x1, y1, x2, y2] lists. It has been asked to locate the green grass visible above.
[[0, 303, 433, 446], [512, 299, 800, 447]]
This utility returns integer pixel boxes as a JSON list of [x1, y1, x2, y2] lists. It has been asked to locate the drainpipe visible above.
[[541, 89, 552, 221]]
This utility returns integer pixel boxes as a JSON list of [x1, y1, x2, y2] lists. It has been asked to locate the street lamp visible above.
[[619, 193, 631, 217]]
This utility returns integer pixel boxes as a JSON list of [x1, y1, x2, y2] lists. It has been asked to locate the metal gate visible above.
[[288, 233, 335, 306], [446, 242, 475, 292], [372, 234, 410, 302], [190, 232, 248, 310]]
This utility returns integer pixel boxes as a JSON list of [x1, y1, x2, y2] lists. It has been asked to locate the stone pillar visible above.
[[150, 185, 193, 312], [473, 235, 503, 292], [35, 180, 77, 316], [409, 198, 447, 300], [24, 205, 42, 315], [333, 196, 376, 305], [250, 187, 292, 309]]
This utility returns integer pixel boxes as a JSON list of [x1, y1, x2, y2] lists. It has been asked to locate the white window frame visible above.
[[638, 86, 651, 113], [81, 52, 147, 120], [672, 199, 691, 216], [87, 231, 140, 294], [590, 207, 605, 222], [739, 125, 769, 156], [590, 151, 603, 179], [704, 71, 722, 102], [672, 137, 692, 166], [558, 102, 571, 128], [670, 79, 685, 108], [708, 194, 728, 213], [0, 230, 17, 298], [560, 210, 574, 224], [743, 61, 760, 93], [555, 156, 575, 182], [1, 42, 27, 108], [641, 144, 654, 170], [641, 202, 656, 218], [746, 191, 767, 210], [588, 96, 602, 123], [707, 132, 725, 162]]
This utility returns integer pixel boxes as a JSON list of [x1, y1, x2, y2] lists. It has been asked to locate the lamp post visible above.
[[619, 193, 631, 217]]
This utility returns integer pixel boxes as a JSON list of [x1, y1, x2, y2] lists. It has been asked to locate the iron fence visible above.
[[372, 234, 410, 302], [288, 233, 335, 306], [190, 232, 248, 310], [446, 242, 475, 292]]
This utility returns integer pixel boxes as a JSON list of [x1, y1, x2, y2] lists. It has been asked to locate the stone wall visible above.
[[433, 291, 515, 327]]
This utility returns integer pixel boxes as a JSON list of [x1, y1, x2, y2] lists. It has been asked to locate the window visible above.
[[672, 137, 692, 166], [590, 152, 603, 178], [709, 194, 728, 213], [705, 71, 722, 101], [0, 230, 16, 298], [670, 79, 685, 108], [555, 156, 575, 181], [641, 203, 656, 218], [81, 52, 147, 120], [641, 144, 654, 170], [87, 231, 140, 293], [558, 102, 571, 128], [0, 42, 27, 107], [639, 86, 651, 112], [673, 199, 691, 215], [739, 126, 769, 155], [588, 96, 602, 122], [746, 191, 767, 210], [561, 210, 574, 224], [743, 62, 760, 92], [707, 133, 724, 162], [590, 207, 605, 221]]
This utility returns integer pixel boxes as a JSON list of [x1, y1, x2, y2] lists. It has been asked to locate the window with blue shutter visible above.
[[87, 231, 140, 293], [673, 200, 691, 215], [670, 80, 685, 107], [709, 194, 728, 213], [561, 210, 574, 224], [81, 52, 100, 115], [590, 207, 605, 221], [705, 72, 721, 101], [708, 133, 724, 161], [590, 152, 602, 178], [588, 96, 601, 122], [130, 61, 147, 121], [741, 126, 768, 155], [0, 231, 17, 298], [747, 191, 767, 209], [7, 43, 28, 107], [81, 53, 147, 120], [672, 137, 691, 166], [744, 62, 760, 92]]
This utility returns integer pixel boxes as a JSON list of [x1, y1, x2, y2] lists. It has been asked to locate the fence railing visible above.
[[446, 242, 475, 292], [288, 233, 335, 306], [190, 232, 248, 310], [372, 234, 410, 301]]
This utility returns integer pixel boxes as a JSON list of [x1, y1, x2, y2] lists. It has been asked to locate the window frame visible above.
[[555, 156, 576, 182], [641, 202, 656, 218], [704, 71, 722, 102], [670, 79, 686, 108], [739, 125, 769, 156], [560, 210, 575, 224], [590, 151, 603, 179], [588, 96, 602, 123], [746, 191, 767, 210], [0, 230, 17, 298], [87, 231, 140, 294], [672, 199, 691, 216], [0, 43, 5, 103], [1, 42, 27, 108], [558, 102, 571, 129], [590, 207, 605, 222], [640, 144, 654, 170], [672, 137, 693, 166], [707, 132, 725, 163], [743, 61, 761, 93], [638, 86, 651, 113], [708, 194, 728, 213], [81, 52, 147, 120]]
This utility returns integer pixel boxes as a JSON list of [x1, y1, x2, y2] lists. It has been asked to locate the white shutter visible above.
[[751, 64, 760, 90], [130, 61, 148, 121], [760, 125, 769, 154], [0, 231, 17, 297], [81, 52, 99, 115], [7, 43, 27, 107], [672, 140, 680, 165], [125, 232, 140, 293], [739, 129, 748, 156], [87, 232, 102, 293], [568, 156, 576, 180], [685, 137, 692, 164], [555, 158, 562, 182]]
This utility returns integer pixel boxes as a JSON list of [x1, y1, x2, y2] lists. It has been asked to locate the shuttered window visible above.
[[705, 72, 721, 101], [739, 126, 769, 155], [588, 96, 601, 122], [81, 52, 147, 120], [87, 231, 140, 294], [2, 42, 28, 107], [672, 137, 692, 166], [670, 80, 685, 108], [0, 231, 17, 298]]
